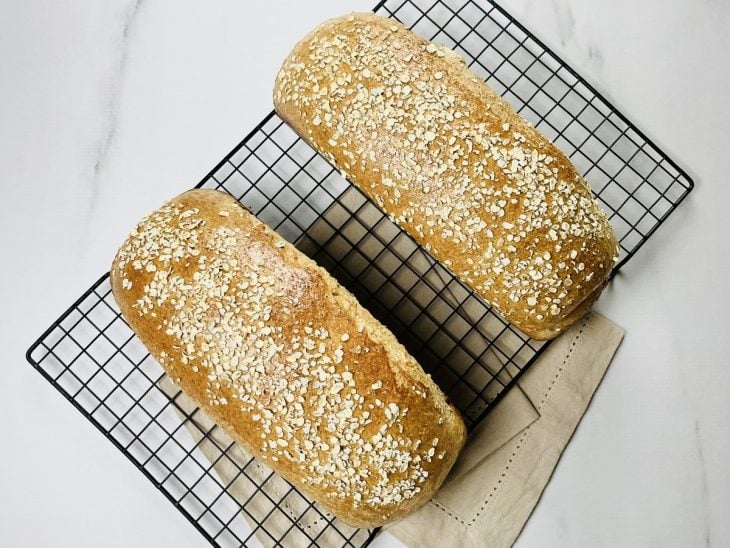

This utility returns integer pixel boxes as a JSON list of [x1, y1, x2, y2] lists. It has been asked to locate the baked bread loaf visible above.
[[274, 13, 619, 340], [111, 189, 466, 528]]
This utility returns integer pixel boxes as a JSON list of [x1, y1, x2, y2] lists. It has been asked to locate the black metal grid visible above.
[[26, 0, 693, 546]]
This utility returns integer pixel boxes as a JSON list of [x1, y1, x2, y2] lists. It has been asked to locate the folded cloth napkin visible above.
[[161, 311, 623, 547], [386, 311, 624, 547]]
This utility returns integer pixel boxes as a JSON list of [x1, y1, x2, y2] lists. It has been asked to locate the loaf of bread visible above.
[[274, 13, 619, 340], [111, 189, 466, 528]]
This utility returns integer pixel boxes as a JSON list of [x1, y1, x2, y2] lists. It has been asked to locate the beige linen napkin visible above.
[[160, 311, 622, 547], [387, 311, 624, 547]]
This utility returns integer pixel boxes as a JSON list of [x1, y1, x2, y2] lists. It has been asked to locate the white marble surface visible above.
[[1, 0, 728, 546]]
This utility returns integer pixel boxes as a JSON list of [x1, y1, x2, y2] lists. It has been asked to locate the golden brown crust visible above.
[[274, 13, 619, 340], [110, 189, 466, 528]]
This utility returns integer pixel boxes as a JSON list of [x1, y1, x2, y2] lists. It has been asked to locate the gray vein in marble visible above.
[[694, 420, 712, 547], [551, 0, 575, 46], [547, 1, 604, 78], [587, 45, 604, 73], [672, 337, 711, 546], [86, 0, 145, 222]]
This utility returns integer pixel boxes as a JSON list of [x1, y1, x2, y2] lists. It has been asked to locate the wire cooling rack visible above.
[[26, 0, 693, 546]]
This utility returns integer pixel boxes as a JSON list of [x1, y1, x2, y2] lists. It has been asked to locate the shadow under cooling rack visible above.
[[26, 0, 693, 546]]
